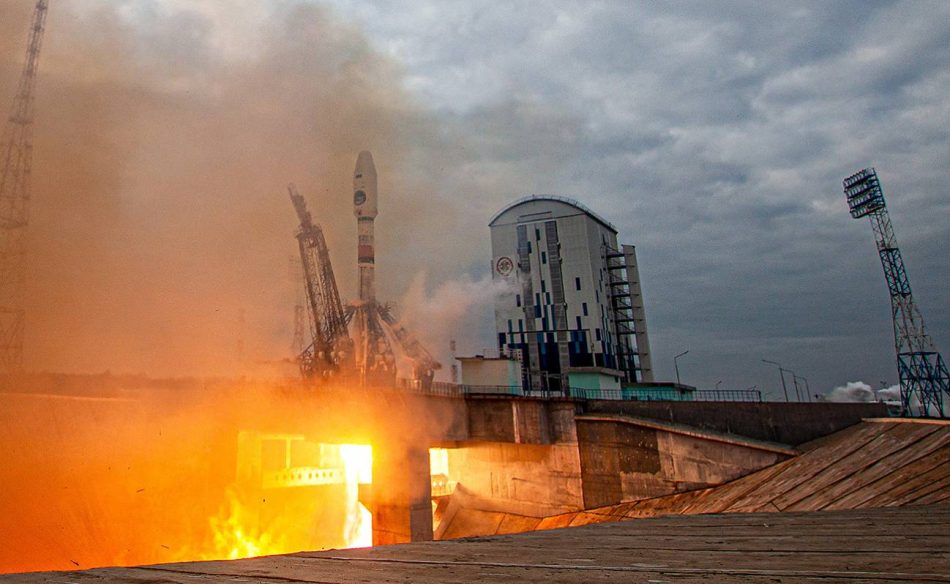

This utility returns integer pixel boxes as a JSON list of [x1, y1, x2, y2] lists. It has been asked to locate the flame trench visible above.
[[0, 381, 392, 573]]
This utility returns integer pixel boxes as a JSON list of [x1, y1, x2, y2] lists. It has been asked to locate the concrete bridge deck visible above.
[[5, 505, 948, 583]]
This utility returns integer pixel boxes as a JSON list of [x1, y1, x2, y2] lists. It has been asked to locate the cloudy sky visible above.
[[2, 1, 947, 398]]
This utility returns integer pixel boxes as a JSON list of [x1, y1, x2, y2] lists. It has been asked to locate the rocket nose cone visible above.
[[355, 150, 376, 177]]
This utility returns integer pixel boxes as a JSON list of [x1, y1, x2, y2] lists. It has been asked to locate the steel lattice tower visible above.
[[844, 168, 950, 417], [0, 0, 49, 373]]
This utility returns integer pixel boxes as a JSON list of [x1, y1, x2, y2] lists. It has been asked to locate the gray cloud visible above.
[[2, 1, 946, 397], [329, 0, 950, 397]]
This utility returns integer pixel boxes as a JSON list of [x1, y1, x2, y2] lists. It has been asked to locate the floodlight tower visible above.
[[843, 168, 949, 417], [0, 0, 49, 373]]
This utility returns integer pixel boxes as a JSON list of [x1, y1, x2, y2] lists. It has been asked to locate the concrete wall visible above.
[[575, 418, 790, 508], [467, 398, 578, 444], [579, 401, 888, 445], [443, 442, 585, 517]]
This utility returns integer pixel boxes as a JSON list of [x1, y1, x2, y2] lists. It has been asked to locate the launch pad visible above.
[[288, 151, 439, 388]]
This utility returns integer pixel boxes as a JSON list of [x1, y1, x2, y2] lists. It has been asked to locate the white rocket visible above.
[[353, 150, 378, 303]]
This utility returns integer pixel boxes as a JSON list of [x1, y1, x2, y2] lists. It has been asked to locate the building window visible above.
[[534, 305, 541, 318], [518, 319, 524, 331], [507, 319, 513, 333], [516, 294, 521, 307], [575, 277, 581, 291], [536, 228, 541, 241], [535, 292, 541, 306], [595, 328, 602, 341], [576, 316, 582, 330], [541, 279, 546, 293], [546, 292, 552, 304], [541, 251, 547, 264], [582, 302, 588, 316], [596, 290, 600, 303]]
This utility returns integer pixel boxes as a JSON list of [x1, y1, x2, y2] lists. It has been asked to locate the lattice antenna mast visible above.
[[0, 0, 49, 374], [844, 168, 949, 417]]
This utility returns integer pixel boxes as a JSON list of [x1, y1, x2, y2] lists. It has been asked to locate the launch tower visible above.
[[288, 152, 440, 388], [0, 0, 49, 373], [843, 168, 949, 417]]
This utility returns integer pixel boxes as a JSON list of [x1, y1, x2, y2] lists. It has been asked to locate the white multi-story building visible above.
[[489, 195, 653, 393]]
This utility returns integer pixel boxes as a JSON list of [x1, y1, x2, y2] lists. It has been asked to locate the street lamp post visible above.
[[762, 359, 790, 402], [674, 350, 689, 385], [789, 370, 802, 401], [795, 374, 812, 402]]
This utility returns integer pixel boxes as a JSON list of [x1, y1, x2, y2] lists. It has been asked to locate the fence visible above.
[[391, 379, 762, 403]]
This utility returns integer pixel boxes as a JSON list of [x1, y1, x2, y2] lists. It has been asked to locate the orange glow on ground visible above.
[[0, 377, 378, 574]]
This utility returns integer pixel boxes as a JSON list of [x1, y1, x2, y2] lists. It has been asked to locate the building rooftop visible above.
[[489, 194, 618, 233]]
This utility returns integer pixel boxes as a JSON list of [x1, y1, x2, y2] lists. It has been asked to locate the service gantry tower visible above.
[[843, 168, 949, 417], [0, 0, 49, 373]]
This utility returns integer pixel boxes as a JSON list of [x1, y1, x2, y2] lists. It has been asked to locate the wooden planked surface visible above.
[[4, 505, 948, 583]]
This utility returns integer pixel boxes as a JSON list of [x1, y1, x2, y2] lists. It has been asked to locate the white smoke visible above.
[[876, 384, 901, 403], [826, 381, 876, 403], [395, 272, 514, 378], [826, 381, 902, 404]]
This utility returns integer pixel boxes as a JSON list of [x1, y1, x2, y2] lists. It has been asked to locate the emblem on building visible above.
[[495, 256, 514, 276]]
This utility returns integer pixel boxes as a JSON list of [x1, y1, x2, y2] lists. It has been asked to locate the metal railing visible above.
[[693, 389, 763, 402], [366, 379, 762, 403]]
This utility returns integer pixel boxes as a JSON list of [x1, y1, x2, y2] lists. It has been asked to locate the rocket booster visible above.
[[353, 151, 377, 302]]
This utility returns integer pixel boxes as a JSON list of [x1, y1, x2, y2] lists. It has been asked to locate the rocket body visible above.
[[353, 151, 378, 303]]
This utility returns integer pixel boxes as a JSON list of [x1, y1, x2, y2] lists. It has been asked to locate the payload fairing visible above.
[[353, 151, 378, 303]]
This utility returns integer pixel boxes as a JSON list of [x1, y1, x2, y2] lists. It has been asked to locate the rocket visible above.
[[353, 151, 378, 303]]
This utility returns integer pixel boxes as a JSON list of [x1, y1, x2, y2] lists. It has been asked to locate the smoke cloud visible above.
[[0, 0, 481, 377], [825, 381, 876, 403], [825, 380, 901, 404], [397, 273, 515, 371]]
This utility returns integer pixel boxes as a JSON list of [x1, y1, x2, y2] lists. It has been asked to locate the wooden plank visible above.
[[882, 461, 950, 507], [787, 427, 950, 512], [721, 421, 896, 512], [5, 506, 949, 584], [771, 422, 940, 511], [910, 488, 950, 506], [825, 448, 950, 511]]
